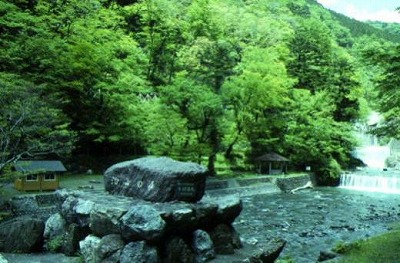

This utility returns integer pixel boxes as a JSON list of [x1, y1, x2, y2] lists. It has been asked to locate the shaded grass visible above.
[[336, 224, 400, 263], [231, 172, 308, 179], [59, 174, 103, 190], [0, 174, 104, 201]]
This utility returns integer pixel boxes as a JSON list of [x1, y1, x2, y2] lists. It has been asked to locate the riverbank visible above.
[[4, 174, 400, 263], [233, 187, 400, 262]]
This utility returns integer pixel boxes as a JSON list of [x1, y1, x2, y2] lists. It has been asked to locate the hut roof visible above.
[[14, 160, 67, 173], [255, 152, 289, 162]]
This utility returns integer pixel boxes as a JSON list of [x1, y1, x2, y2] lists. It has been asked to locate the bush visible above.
[[333, 240, 361, 254], [315, 158, 342, 186], [46, 235, 64, 252]]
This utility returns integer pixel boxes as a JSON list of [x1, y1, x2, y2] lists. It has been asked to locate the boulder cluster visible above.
[[0, 157, 245, 262], [0, 157, 287, 262], [0, 190, 243, 262]]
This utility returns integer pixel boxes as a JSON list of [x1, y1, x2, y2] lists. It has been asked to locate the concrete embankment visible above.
[[205, 174, 312, 197]]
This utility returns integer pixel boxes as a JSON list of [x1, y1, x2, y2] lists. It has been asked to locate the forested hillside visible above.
[[368, 21, 400, 37], [1, 0, 399, 185]]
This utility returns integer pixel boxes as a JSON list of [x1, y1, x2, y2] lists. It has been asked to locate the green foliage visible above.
[[0, 164, 21, 184], [283, 89, 356, 185], [333, 240, 362, 254], [1, 0, 392, 177], [315, 158, 342, 185], [276, 257, 296, 263], [363, 43, 400, 139], [330, 11, 400, 43], [288, 19, 333, 93], [222, 46, 293, 159], [0, 72, 76, 172], [335, 228, 400, 262], [368, 21, 400, 37], [47, 235, 64, 253]]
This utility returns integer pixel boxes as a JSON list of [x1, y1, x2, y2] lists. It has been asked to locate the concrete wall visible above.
[[275, 174, 311, 192]]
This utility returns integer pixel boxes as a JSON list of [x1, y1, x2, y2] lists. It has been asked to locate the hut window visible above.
[[26, 175, 38, 181], [44, 174, 56, 181]]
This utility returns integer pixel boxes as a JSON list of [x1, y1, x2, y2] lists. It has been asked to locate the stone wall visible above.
[[59, 189, 244, 262], [1, 188, 286, 262], [275, 174, 312, 192], [8, 194, 63, 221]]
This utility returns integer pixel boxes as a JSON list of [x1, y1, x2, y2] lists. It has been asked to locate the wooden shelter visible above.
[[255, 152, 289, 175], [14, 160, 67, 191]]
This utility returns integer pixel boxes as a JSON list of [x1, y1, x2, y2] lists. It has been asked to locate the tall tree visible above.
[[158, 73, 223, 168], [365, 44, 400, 138], [222, 46, 293, 160], [288, 19, 333, 93], [283, 89, 356, 184], [0, 73, 76, 172]]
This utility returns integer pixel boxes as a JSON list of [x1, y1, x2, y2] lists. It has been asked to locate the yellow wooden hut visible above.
[[14, 160, 67, 191]]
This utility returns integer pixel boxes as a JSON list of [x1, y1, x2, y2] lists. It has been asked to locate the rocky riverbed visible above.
[[3, 185, 400, 263], [233, 187, 400, 262]]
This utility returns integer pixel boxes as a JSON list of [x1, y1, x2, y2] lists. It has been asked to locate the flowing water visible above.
[[234, 188, 400, 263], [340, 114, 399, 194], [340, 169, 400, 194]]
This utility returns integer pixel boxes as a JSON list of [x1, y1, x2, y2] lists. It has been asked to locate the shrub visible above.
[[333, 240, 361, 254], [315, 158, 342, 186], [46, 235, 64, 253]]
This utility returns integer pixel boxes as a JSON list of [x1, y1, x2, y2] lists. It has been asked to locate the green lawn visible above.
[[336, 224, 400, 263], [59, 174, 104, 190], [0, 174, 104, 201]]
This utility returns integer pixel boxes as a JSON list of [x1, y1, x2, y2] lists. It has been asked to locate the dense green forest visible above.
[[1, 0, 400, 185]]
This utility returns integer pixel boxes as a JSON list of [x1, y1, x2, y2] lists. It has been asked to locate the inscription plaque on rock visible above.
[[104, 157, 208, 203], [177, 182, 196, 199]]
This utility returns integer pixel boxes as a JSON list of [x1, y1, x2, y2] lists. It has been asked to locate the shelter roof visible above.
[[255, 152, 289, 162], [14, 160, 67, 173]]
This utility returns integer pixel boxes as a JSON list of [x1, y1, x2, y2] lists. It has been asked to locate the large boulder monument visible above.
[[104, 156, 208, 202]]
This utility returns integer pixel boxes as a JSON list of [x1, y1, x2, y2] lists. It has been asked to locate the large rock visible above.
[[0, 254, 8, 263], [164, 236, 195, 263], [208, 224, 241, 255], [249, 237, 286, 263], [61, 196, 95, 227], [120, 241, 160, 263], [104, 157, 208, 202], [90, 205, 126, 237], [62, 223, 90, 256], [95, 234, 125, 262], [79, 235, 101, 263], [214, 195, 243, 224], [0, 216, 44, 253], [120, 204, 166, 242], [44, 213, 66, 240], [317, 250, 339, 262], [192, 229, 216, 263], [80, 234, 125, 262]]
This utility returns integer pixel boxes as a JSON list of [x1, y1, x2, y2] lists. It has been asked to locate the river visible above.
[[233, 187, 400, 262]]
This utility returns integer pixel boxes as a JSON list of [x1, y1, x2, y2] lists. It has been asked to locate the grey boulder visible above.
[[120, 204, 166, 242], [104, 157, 207, 202], [120, 241, 160, 263], [0, 216, 44, 253]]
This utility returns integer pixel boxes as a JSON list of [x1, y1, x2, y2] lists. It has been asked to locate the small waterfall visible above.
[[352, 146, 390, 169], [340, 171, 400, 194], [339, 112, 400, 193], [352, 112, 390, 169]]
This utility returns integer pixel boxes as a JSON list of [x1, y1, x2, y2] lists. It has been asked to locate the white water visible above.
[[339, 112, 400, 193], [340, 171, 400, 194], [351, 113, 390, 169], [352, 145, 390, 169]]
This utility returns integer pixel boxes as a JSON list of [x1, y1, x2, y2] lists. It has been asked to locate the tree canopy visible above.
[[1, 0, 398, 184]]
